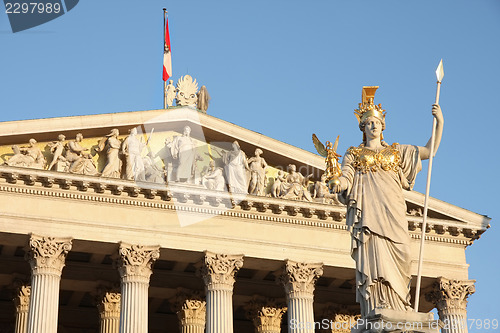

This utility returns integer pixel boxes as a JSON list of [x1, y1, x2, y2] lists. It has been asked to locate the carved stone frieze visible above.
[[425, 277, 475, 317], [116, 243, 160, 283], [25, 235, 73, 274], [279, 260, 323, 297], [245, 297, 287, 333], [200, 251, 244, 290]]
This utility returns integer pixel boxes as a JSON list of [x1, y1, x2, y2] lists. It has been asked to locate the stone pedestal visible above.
[[200, 251, 243, 333], [279, 260, 323, 333], [116, 243, 160, 333], [425, 277, 475, 333], [245, 297, 287, 333], [351, 308, 439, 333], [13, 284, 31, 333], [97, 289, 121, 333], [171, 289, 206, 333], [25, 235, 72, 333]]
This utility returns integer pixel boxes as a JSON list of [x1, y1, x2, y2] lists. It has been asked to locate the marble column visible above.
[[245, 297, 287, 333], [320, 304, 360, 333], [278, 260, 323, 333], [171, 289, 206, 333], [25, 235, 72, 333], [425, 277, 475, 333], [97, 289, 121, 333], [200, 251, 244, 333], [116, 242, 160, 333], [13, 284, 31, 333]]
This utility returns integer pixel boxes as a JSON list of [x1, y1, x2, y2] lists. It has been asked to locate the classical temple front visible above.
[[0, 84, 490, 333]]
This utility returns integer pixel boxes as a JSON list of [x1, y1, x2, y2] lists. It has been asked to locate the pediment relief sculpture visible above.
[[1, 129, 333, 204]]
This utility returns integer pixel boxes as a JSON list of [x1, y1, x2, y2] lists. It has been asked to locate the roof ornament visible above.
[[175, 75, 199, 107]]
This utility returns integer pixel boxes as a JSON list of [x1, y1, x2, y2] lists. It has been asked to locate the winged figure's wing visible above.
[[332, 135, 340, 153], [312, 134, 327, 157]]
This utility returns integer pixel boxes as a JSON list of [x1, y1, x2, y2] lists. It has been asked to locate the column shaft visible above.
[[279, 260, 323, 333], [120, 281, 149, 333], [206, 288, 233, 332], [14, 284, 30, 333], [25, 235, 72, 333], [116, 243, 159, 333], [28, 273, 61, 332], [200, 251, 243, 333]]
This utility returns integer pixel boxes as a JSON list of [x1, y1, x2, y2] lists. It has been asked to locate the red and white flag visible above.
[[163, 18, 172, 81]]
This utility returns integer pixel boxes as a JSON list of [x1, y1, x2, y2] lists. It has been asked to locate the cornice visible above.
[[0, 165, 487, 246]]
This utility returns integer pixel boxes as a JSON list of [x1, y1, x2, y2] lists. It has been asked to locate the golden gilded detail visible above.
[[348, 143, 401, 173], [354, 86, 386, 124]]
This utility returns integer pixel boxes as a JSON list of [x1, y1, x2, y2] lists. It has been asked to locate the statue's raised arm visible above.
[[418, 104, 444, 160]]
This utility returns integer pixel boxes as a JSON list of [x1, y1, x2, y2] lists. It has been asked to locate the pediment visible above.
[[0, 107, 490, 235]]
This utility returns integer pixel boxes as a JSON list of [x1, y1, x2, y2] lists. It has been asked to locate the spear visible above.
[[414, 59, 444, 312]]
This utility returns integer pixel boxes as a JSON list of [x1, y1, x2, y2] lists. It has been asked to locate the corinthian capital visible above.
[[279, 260, 323, 296], [170, 289, 206, 325], [245, 297, 287, 333], [321, 304, 360, 333], [96, 287, 121, 319], [200, 251, 244, 290], [116, 243, 160, 282], [13, 284, 31, 312], [25, 234, 73, 274], [425, 277, 475, 315]]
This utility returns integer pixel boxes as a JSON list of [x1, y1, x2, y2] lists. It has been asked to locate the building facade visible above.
[[0, 107, 489, 332]]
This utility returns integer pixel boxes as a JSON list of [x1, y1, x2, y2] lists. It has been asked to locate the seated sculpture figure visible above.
[[280, 164, 313, 202], [313, 173, 342, 205], [202, 160, 226, 191], [5, 138, 45, 169], [65, 133, 98, 175]]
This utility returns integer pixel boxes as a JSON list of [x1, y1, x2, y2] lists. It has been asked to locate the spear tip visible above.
[[436, 59, 444, 83]]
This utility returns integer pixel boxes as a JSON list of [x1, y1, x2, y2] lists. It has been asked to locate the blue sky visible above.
[[1, 0, 499, 323]]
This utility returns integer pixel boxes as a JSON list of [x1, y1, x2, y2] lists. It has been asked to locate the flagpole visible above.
[[414, 60, 444, 312], [163, 8, 167, 109]]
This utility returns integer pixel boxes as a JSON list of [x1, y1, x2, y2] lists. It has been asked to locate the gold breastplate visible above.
[[348, 143, 401, 173]]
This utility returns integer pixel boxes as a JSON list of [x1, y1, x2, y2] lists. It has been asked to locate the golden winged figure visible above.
[[312, 134, 342, 186]]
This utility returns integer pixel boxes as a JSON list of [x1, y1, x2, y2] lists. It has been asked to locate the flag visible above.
[[163, 18, 172, 81]]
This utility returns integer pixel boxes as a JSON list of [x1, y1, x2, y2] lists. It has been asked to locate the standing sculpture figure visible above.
[[223, 141, 249, 194], [121, 128, 147, 182], [197, 85, 210, 113], [66, 133, 98, 175], [166, 80, 176, 107], [331, 87, 444, 317], [247, 148, 268, 196], [47, 134, 67, 171], [171, 126, 196, 182], [98, 129, 122, 178]]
